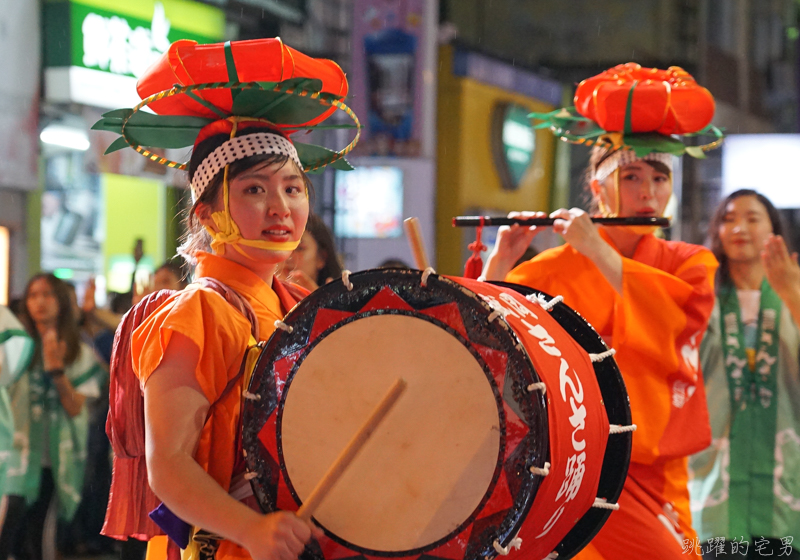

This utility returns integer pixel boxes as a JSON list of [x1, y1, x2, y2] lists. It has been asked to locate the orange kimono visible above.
[[133, 252, 306, 560], [506, 231, 717, 560]]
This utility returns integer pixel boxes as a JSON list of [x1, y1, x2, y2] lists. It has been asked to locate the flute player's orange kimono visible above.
[[507, 230, 717, 560]]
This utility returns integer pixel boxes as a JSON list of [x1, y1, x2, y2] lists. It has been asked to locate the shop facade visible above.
[[38, 0, 225, 302], [436, 45, 564, 275]]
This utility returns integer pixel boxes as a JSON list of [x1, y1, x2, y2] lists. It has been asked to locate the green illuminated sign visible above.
[[44, 0, 225, 108], [44, 0, 225, 78], [491, 103, 536, 191]]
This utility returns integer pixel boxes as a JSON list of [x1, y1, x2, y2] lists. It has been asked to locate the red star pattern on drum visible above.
[[255, 285, 532, 560]]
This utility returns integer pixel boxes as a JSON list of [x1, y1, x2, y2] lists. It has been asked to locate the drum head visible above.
[[242, 270, 548, 560], [491, 281, 632, 560]]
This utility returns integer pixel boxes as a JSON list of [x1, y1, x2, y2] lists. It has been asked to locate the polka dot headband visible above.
[[595, 149, 673, 183], [190, 132, 302, 200]]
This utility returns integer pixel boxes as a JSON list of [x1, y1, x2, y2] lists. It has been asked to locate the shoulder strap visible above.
[[194, 277, 260, 341]]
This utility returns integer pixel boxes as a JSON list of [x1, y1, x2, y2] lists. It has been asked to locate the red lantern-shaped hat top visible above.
[[136, 38, 349, 130], [573, 63, 715, 136]]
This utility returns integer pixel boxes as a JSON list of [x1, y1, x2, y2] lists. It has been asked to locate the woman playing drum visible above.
[[94, 39, 360, 560], [483, 63, 721, 560]]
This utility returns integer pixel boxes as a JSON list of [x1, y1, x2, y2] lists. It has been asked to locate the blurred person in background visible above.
[[0, 274, 103, 560], [132, 259, 191, 307], [689, 190, 800, 558], [378, 258, 410, 269], [281, 214, 342, 291]]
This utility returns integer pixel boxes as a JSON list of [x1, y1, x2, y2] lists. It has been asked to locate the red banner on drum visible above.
[[453, 279, 611, 560]]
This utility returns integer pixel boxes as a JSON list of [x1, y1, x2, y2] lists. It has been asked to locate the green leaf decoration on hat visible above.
[[93, 110, 214, 154], [294, 142, 354, 173], [230, 78, 342, 124], [93, 75, 361, 171], [528, 107, 724, 159], [623, 133, 689, 157]]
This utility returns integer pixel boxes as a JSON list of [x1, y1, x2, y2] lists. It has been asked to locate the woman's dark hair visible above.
[[379, 258, 410, 269], [178, 127, 314, 265], [19, 273, 81, 368], [156, 258, 190, 288], [709, 189, 787, 289], [582, 146, 672, 213], [305, 213, 342, 285]]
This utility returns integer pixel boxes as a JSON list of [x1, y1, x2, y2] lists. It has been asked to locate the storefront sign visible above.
[[43, 0, 225, 109]]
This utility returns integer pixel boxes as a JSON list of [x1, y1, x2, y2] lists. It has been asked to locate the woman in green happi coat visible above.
[[689, 189, 800, 559], [0, 274, 103, 560]]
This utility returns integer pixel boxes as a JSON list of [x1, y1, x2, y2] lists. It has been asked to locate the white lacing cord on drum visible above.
[[529, 462, 550, 476], [543, 552, 559, 560], [421, 267, 436, 287], [244, 471, 258, 481], [526, 382, 546, 394], [526, 293, 563, 312], [242, 389, 261, 401], [342, 269, 354, 291], [589, 348, 616, 362], [492, 534, 522, 556], [591, 498, 620, 510], [609, 424, 637, 434], [274, 320, 293, 334]]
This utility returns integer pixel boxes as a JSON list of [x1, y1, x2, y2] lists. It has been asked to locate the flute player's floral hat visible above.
[[530, 63, 723, 217]]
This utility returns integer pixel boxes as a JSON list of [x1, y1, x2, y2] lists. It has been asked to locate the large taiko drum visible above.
[[241, 269, 632, 560]]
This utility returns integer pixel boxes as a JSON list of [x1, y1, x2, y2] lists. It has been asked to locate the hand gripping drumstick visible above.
[[296, 378, 408, 521], [403, 217, 430, 270], [452, 215, 670, 227]]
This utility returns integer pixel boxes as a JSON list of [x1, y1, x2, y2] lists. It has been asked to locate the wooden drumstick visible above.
[[296, 378, 407, 521], [403, 217, 430, 270]]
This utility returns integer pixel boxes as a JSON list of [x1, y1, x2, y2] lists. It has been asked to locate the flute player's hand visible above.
[[482, 211, 547, 281]]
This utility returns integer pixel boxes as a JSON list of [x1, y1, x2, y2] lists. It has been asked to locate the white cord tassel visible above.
[[492, 536, 522, 556], [609, 424, 637, 434], [540, 295, 563, 311], [242, 390, 261, 401], [589, 348, 616, 362], [244, 471, 258, 481], [529, 462, 550, 476], [342, 270, 354, 291], [274, 320, 293, 333], [421, 267, 436, 287], [527, 382, 547, 394], [591, 498, 620, 510]]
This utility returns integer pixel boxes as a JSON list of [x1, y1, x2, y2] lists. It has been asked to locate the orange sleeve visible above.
[[507, 244, 718, 464], [612, 248, 718, 463], [613, 249, 717, 364], [131, 286, 252, 405]]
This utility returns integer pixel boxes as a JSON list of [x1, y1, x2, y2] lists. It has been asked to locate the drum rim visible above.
[[490, 281, 633, 560], [242, 269, 549, 560]]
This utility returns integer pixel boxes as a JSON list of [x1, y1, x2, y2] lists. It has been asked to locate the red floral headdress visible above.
[[531, 63, 723, 158]]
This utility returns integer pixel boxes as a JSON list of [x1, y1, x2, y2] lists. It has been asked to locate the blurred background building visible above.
[[0, 0, 797, 301]]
